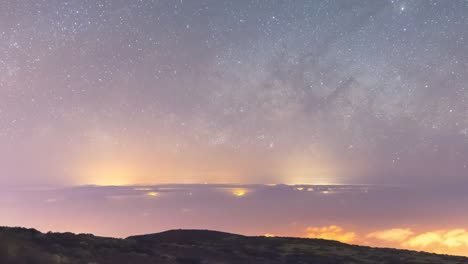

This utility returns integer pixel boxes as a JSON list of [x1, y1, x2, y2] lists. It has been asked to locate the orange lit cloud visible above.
[[306, 225, 356, 243], [404, 232, 442, 248], [367, 228, 413, 242], [402, 229, 468, 254], [304, 226, 468, 256], [366, 228, 468, 256]]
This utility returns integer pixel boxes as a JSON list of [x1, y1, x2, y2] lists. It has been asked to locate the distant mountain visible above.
[[1, 226, 467, 264]]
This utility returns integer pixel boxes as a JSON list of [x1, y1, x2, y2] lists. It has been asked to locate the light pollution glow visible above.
[[72, 144, 341, 186], [1, 184, 468, 256], [231, 188, 248, 197]]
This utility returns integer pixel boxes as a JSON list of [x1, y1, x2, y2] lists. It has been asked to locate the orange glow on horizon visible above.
[[306, 225, 468, 257], [279, 154, 341, 185], [231, 188, 248, 197], [146, 191, 159, 197], [79, 162, 141, 186]]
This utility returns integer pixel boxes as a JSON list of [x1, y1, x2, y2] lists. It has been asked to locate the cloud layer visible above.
[[306, 225, 356, 243], [306, 226, 468, 256]]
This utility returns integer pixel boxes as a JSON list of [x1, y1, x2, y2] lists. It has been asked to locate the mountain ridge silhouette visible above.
[[1, 226, 467, 264]]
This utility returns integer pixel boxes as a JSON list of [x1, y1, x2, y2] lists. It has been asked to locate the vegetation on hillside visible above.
[[0, 226, 467, 264]]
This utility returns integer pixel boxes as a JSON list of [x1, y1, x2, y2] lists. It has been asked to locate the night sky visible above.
[[1, 0, 467, 186], [1, 0, 468, 256]]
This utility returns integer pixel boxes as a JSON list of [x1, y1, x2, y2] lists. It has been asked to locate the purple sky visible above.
[[1, 0, 467, 186], [1, 0, 468, 257]]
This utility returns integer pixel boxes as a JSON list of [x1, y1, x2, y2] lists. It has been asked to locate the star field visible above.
[[0, 0, 467, 185]]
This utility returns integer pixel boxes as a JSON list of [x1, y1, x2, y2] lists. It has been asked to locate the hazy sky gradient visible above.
[[2, 184, 468, 256], [0, 0, 467, 185]]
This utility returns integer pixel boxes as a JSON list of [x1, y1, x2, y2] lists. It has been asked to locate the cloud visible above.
[[366, 228, 468, 256], [367, 228, 413, 242], [304, 226, 468, 256], [404, 232, 442, 248], [306, 225, 356, 243], [404, 229, 468, 250]]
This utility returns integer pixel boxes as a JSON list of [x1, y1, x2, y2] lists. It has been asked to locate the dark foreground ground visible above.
[[0, 227, 467, 264]]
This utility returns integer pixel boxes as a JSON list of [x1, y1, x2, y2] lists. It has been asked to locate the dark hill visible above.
[[128, 229, 242, 243], [0, 226, 467, 264]]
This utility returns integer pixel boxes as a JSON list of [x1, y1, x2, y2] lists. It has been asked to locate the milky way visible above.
[[0, 0, 467, 185]]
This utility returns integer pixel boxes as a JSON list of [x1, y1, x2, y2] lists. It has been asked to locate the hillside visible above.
[[0, 227, 467, 264]]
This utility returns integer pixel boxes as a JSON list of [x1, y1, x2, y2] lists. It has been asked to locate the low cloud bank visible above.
[[305, 226, 468, 256]]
